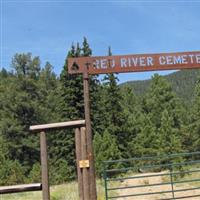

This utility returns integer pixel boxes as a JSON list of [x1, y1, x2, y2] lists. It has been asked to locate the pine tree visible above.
[[102, 47, 126, 153], [132, 74, 184, 157], [48, 44, 82, 183], [143, 74, 183, 129], [48, 37, 100, 183], [159, 109, 182, 154], [59, 43, 84, 120], [0, 53, 61, 185], [121, 86, 142, 141], [82, 37, 100, 134], [94, 130, 121, 176], [0, 53, 42, 172], [188, 77, 200, 152], [129, 115, 160, 157]]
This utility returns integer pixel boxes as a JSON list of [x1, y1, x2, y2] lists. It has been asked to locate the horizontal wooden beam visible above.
[[0, 183, 42, 194], [30, 120, 85, 132], [68, 51, 200, 75]]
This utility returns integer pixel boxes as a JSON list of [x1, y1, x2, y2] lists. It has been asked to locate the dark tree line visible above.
[[0, 38, 200, 185]]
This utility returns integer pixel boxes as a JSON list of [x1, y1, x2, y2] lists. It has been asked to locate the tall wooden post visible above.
[[81, 127, 90, 200], [75, 128, 84, 200], [40, 131, 50, 200], [83, 68, 97, 200]]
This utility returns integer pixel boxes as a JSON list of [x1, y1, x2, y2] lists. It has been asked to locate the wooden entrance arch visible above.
[[68, 50, 200, 200]]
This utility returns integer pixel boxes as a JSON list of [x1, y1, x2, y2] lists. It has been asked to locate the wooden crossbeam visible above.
[[0, 183, 42, 194], [30, 120, 85, 132]]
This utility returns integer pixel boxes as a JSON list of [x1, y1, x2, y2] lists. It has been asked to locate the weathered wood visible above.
[[0, 183, 42, 194], [40, 131, 50, 200], [81, 127, 90, 200], [75, 128, 84, 200], [30, 120, 85, 131], [83, 70, 97, 200]]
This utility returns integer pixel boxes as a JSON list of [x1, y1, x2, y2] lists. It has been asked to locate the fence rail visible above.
[[0, 183, 42, 194]]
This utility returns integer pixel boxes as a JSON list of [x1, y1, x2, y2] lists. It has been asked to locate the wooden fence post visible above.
[[40, 131, 50, 200], [81, 127, 90, 200], [75, 128, 84, 200], [83, 69, 97, 200]]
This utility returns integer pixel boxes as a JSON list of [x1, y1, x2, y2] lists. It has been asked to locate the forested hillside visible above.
[[1, 39, 200, 187], [121, 69, 200, 103]]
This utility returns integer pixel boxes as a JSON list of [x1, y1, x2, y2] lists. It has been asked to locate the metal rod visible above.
[[169, 166, 175, 199], [75, 128, 84, 200], [107, 178, 200, 191], [40, 131, 50, 200], [107, 169, 200, 181], [103, 151, 200, 164], [159, 194, 200, 200], [108, 186, 200, 199], [103, 164, 108, 200], [83, 67, 97, 200], [106, 159, 200, 173]]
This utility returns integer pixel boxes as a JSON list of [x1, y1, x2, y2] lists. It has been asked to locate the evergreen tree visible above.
[[94, 130, 121, 176], [0, 53, 42, 171], [129, 115, 160, 157], [188, 77, 200, 152], [0, 134, 25, 185], [0, 68, 9, 78], [159, 110, 182, 154], [59, 43, 84, 120], [0, 53, 60, 185], [82, 37, 100, 134], [143, 74, 183, 129], [48, 37, 99, 183], [48, 44, 82, 183], [121, 86, 142, 145], [132, 74, 183, 157], [102, 47, 126, 153], [0, 134, 7, 166]]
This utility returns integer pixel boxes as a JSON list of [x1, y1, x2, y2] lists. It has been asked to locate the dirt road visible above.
[[118, 172, 200, 200]]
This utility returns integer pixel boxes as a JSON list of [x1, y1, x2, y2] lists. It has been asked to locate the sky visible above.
[[0, 0, 200, 83]]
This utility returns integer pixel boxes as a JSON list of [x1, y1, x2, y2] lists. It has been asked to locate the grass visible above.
[[0, 180, 115, 200], [174, 167, 200, 188], [2, 168, 199, 200]]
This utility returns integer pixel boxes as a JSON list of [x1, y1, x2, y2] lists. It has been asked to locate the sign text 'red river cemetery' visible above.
[[68, 51, 200, 74]]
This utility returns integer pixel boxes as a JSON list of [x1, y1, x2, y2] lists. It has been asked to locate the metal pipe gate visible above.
[[103, 152, 200, 199]]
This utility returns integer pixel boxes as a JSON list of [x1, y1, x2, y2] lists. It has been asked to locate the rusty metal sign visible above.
[[68, 51, 200, 74], [79, 160, 90, 168]]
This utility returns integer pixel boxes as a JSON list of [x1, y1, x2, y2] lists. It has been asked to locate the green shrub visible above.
[[0, 160, 25, 185], [27, 162, 41, 183]]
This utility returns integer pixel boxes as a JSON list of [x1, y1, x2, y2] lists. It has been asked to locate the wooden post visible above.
[[83, 69, 97, 200], [81, 127, 90, 200], [75, 128, 84, 200], [40, 131, 50, 200], [0, 183, 42, 194]]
